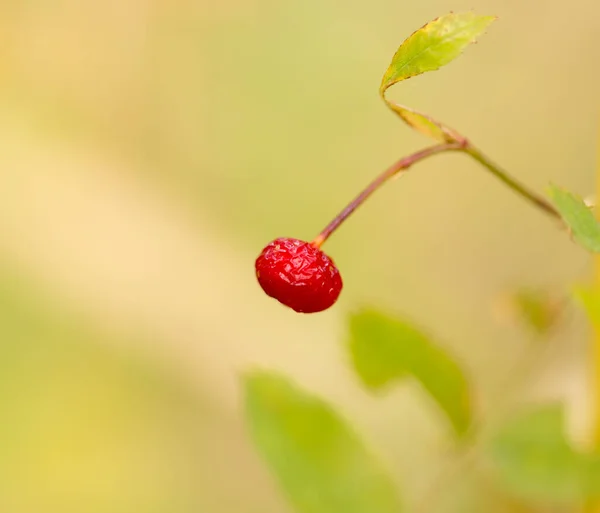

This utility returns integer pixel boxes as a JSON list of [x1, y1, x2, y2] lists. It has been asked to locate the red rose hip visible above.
[[255, 237, 343, 313]]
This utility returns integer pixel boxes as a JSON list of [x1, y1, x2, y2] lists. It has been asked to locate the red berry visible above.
[[255, 237, 343, 313]]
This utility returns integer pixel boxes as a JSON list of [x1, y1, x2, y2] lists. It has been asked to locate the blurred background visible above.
[[0, 0, 599, 511]]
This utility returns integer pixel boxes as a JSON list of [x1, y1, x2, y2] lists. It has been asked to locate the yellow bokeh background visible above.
[[0, 0, 599, 511]]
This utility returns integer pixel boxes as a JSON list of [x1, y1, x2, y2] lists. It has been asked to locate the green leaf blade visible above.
[[509, 288, 561, 335], [574, 286, 600, 331], [387, 105, 460, 142], [487, 404, 600, 504], [547, 184, 600, 252], [243, 371, 402, 513], [381, 12, 496, 91], [379, 12, 495, 141], [348, 309, 471, 437]]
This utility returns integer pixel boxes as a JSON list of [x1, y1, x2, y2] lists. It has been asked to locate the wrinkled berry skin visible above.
[[255, 237, 343, 313]]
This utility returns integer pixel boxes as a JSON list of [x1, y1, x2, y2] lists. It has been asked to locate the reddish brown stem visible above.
[[311, 142, 463, 248], [311, 141, 562, 248]]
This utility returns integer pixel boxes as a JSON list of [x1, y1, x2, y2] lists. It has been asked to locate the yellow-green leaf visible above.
[[381, 12, 496, 90], [510, 288, 562, 335], [574, 286, 600, 330], [348, 309, 471, 437], [547, 184, 600, 252], [385, 104, 463, 143], [380, 12, 496, 141], [243, 371, 402, 513]]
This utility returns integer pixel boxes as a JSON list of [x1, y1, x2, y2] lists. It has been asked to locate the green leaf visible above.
[[348, 309, 471, 437], [243, 371, 402, 513], [489, 405, 582, 503], [489, 404, 600, 504], [384, 104, 463, 143], [510, 288, 561, 335], [381, 12, 496, 90], [547, 184, 600, 252], [575, 286, 600, 332], [380, 12, 496, 141]]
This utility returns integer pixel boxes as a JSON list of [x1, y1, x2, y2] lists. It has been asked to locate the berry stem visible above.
[[311, 141, 561, 248], [311, 142, 463, 248]]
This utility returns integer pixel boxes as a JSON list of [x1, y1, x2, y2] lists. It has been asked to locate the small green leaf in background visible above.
[[243, 371, 402, 513], [379, 12, 496, 141], [509, 288, 562, 335], [547, 184, 600, 252], [575, 286, 600, 332], [488, 404, 600, 504], [348, 309, 471, 437]]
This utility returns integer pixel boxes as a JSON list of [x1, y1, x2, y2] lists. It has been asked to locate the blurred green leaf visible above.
[[348, 309, 471, 437], [380, 12, 496, 141], [510, 289, 561, 335], [489, 404, 600, 504], [547, 184, 600, 252], [243, 371, 402, 513], [573, 286, 600, 330]]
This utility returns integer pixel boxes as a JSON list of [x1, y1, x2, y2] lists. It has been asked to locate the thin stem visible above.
[[311, 141, 562, 249], [464, 145, 561, 220], [311, 142, 463, 248]]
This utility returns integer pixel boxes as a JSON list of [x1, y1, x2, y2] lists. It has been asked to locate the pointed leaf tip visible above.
[[348, 309, 471, 437], [243, 370, 403, 513], [379, 12, 496, 141], [380, 12, 496, 92]]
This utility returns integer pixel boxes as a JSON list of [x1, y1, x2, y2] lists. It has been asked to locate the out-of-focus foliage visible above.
[[509, 288, 562, 335], [576, 286, 600, 331], [0, 264, 220, 512], [348, 309, 471, 437], [488, 405, 600, 504], [548, 185, 600, 252], [243, 371, 402, 513]]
